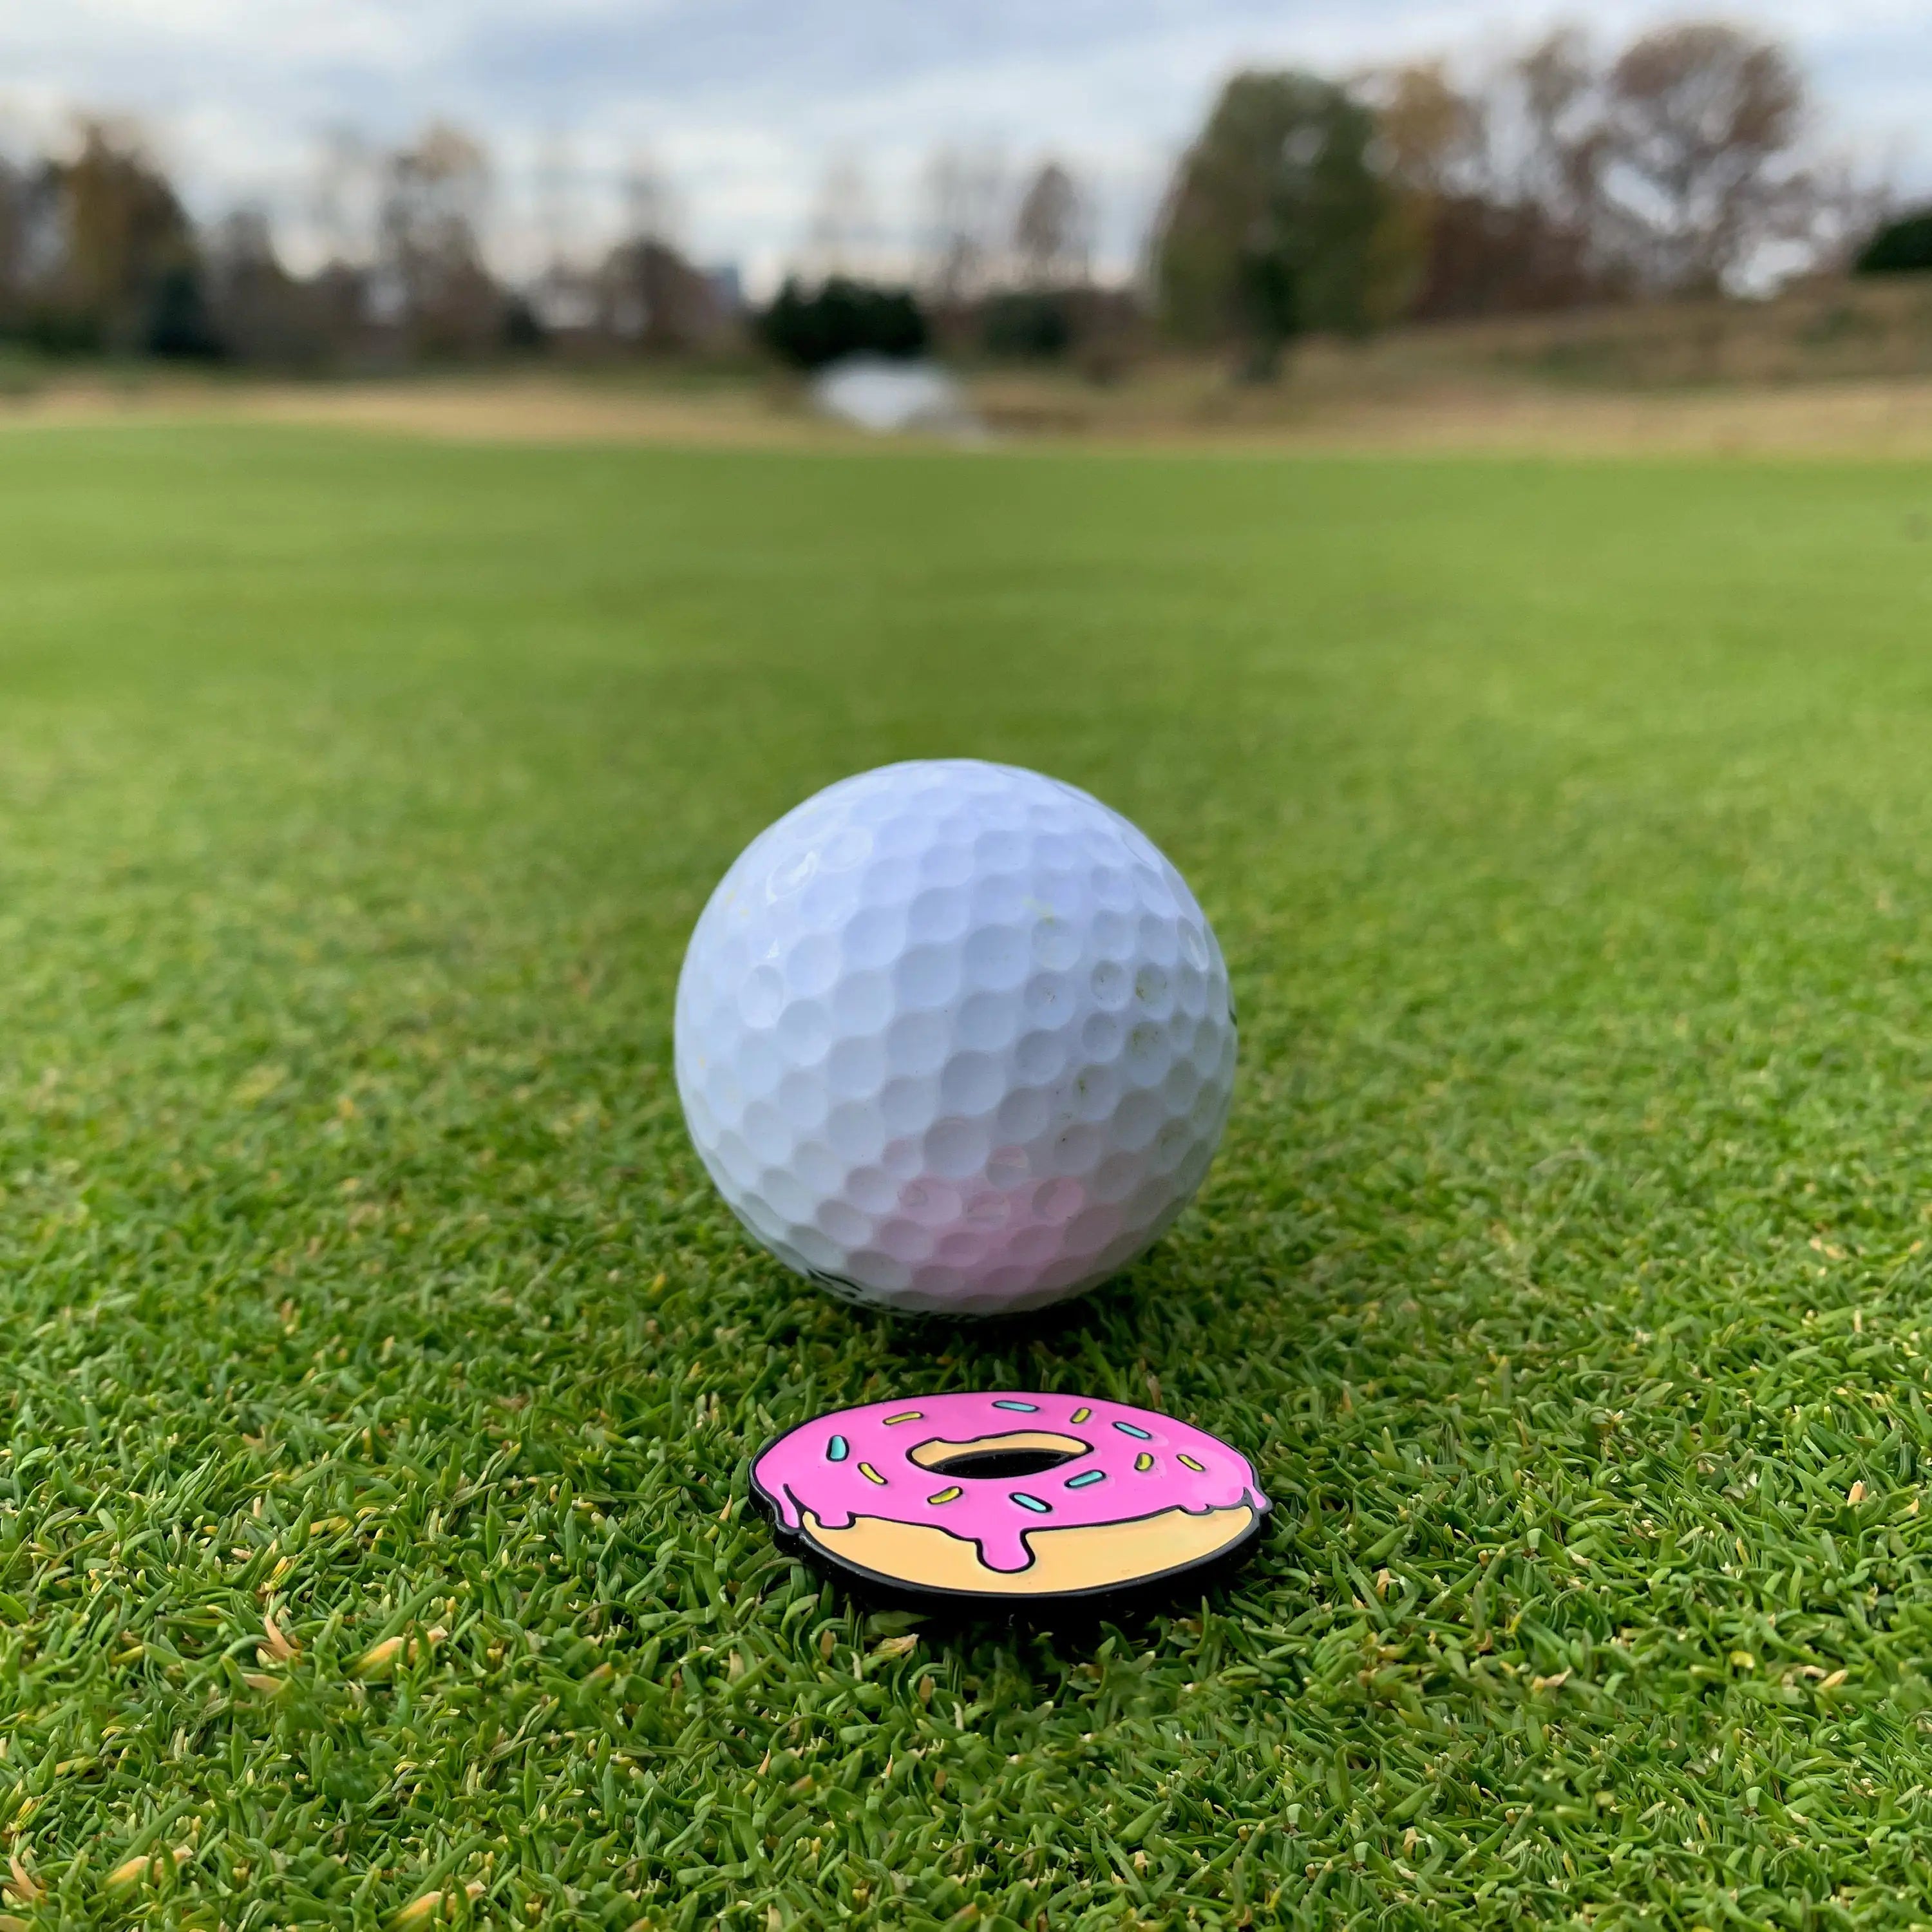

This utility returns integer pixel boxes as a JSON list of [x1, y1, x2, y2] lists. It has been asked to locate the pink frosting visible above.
[[753, 1389, 1268, 1575]]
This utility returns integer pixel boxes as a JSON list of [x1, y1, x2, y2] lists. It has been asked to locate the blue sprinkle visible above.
[[1112, 1421, 1153, 1441], [992, 1400, 1039, 1412], [1065, 1470, 1106, 1490], [1010, 1492, 1051, 1513], [828, 1435, 849, 1461]]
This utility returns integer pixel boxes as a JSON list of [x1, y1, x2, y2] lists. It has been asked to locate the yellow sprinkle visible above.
[[857, 1463, 886, 1485], [1178, 1454, 1205, 1472], [1070, 1406, 1092, 1423], [927, 1487, 963, 1505], [1135, 1453, 1154, 1472], [882, 1411, 923, 1425]]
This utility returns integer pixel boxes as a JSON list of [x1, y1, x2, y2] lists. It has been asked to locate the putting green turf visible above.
[[3, 427, 1932, 1930]]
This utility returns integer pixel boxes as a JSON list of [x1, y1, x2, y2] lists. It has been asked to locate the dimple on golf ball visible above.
[[674, 760, 1236, 1316]]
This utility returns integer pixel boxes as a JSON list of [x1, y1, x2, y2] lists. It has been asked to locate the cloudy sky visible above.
[[1, 0, 1925, 290]]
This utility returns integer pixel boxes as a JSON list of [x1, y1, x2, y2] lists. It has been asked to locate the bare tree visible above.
[[1364, 48, 1618, 319], [535, 129, 578, 273], [601, 144, 726, 351], [600, 235, 730, 352], [622, 150, 679, 248], [204, 205, 334, 364], [1800, 155, 1899, 277], [1600, 23, 1809, 292], [920, 146, 1007, 299], [0, 155, 26, 325], [1013, 160, 1089, 286], [802, 154, 878, 283], [1517, 28, 1614, 242], [375, 122, 500, 354], [312, 126, 376, 266], [1365, 22, 1853, 316], [206, 205, 278, 298], [1372, 62, 1483, 196]]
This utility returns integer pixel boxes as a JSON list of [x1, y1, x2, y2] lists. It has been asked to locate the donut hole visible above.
[[932, 1446, 1083, 1479], [910, 1430, 1088, 1481]]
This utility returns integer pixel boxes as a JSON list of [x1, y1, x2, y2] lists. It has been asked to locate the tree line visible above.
[[753, 19, 1918, 376], [1154, 23, 1890, 375], [0, 19, 1924, 375], [0, 119, 734, 367]]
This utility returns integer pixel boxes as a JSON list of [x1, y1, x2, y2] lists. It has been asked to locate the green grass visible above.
[[3, 426, 1932, 1931]]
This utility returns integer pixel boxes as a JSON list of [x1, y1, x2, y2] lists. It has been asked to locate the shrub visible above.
[[1855, 209, 1932, 276], [759, 277, 928, 371], [981, 291, 1072, 360], [146, 265, 223, 359]]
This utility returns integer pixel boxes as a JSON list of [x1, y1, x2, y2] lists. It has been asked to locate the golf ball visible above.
[[674, 760, 1236, 1316]]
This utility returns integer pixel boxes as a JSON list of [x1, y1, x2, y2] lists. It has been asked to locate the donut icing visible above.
[[752, 1390, 1268, 1593]]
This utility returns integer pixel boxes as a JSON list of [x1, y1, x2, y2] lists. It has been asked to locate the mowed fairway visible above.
[[5, 426, 1932, 1931]]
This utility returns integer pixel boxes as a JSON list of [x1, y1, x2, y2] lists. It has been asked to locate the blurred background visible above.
[[0, 0, 1927, 447]]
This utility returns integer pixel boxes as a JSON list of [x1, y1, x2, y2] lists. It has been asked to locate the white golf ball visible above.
[[674, 760, 1236, 1316]]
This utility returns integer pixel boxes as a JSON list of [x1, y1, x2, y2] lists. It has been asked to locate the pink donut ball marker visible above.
[[752, 1390, 1269, 1604]]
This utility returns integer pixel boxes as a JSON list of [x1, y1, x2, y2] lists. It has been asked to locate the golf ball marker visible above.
[[675, 761, 1236, 1316], [753, 1392, 1269, 1603]]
